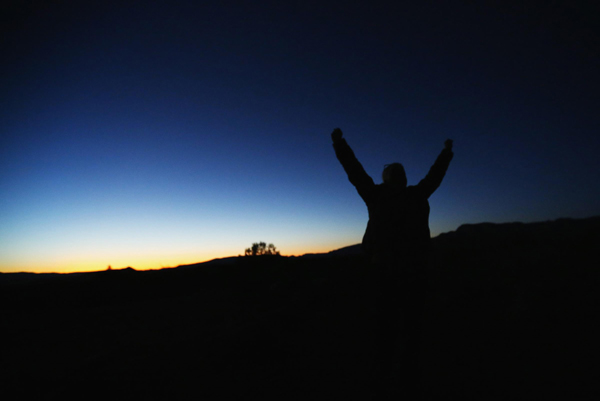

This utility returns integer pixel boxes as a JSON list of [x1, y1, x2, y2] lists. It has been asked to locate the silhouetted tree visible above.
[[244, 242, 280, 256]]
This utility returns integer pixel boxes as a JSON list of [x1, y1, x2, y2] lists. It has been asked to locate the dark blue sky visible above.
[[2, 1, 599, 272]]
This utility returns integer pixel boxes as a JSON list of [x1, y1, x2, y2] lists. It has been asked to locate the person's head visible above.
[[382, 163, 407, 187]]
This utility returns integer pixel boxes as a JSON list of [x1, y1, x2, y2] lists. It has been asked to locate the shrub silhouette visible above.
[[244, 242, 280, 256]]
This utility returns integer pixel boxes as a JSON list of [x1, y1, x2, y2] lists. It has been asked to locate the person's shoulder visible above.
[[373, 183, 386, 193], [406, 184, 427, 198]]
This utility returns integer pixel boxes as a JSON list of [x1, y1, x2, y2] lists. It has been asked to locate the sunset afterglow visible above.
[[2, 2, 598, 273]]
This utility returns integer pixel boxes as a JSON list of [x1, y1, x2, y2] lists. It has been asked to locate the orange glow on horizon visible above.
[[0, 242, 357, 274]]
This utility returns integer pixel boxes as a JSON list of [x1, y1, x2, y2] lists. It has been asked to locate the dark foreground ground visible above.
[[1, 217, 598, 400]]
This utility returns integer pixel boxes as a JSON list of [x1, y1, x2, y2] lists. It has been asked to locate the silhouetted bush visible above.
[[244, 242, 280, 256]]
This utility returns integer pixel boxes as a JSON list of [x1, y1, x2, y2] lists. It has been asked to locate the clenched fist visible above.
[[331, 128, 343, 142]]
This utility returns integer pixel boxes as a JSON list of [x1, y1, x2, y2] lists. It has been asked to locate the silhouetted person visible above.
[[331, 128, 453, 400]]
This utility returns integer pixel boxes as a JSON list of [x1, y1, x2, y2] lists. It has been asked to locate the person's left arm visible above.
[[417, 139, 454, 198]]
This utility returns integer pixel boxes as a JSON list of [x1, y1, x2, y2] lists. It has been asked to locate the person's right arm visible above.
[[331, 128, 375, 203]]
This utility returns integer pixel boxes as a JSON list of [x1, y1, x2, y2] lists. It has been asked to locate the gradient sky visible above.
[[2, 1, 599, 273]]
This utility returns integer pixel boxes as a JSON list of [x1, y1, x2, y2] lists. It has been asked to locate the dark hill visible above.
[[1, 216, 598, 400]]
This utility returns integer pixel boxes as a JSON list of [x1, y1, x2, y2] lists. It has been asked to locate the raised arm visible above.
[[331, 128, 375, 203], [417, 139, 454, 199]]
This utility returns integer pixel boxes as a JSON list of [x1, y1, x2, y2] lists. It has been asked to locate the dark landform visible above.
[[1, 217, 598, 400]]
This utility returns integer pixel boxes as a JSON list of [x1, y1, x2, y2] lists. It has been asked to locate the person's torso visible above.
[[362, 184, 431, 253]]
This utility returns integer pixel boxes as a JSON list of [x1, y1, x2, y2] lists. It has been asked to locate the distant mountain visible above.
[[429, 216, 600, 275], [304, 215, 600, 259], [435, 216, 600, 246]]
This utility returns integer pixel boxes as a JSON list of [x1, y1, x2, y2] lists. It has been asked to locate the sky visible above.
[[1, 1, 599, 273]]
